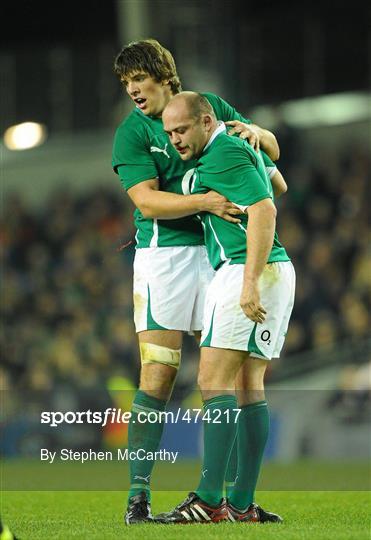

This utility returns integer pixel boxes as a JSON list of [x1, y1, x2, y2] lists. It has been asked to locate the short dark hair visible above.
[[114, 39, 182, 94]]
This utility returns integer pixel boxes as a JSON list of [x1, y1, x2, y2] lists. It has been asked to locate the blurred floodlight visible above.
[[253, 92, 371, 129], [281, 93, 371, 128], [3, 122, 47, 150]]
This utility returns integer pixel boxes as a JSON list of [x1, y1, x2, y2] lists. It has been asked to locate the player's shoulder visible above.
[[200, 91, 218, 103], [201, 133, 254, 173], [214, 133, 258, 167], [200, 92, 222, 111]]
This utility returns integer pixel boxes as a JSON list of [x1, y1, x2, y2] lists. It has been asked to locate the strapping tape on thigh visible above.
[[139, 342, 181, 369]]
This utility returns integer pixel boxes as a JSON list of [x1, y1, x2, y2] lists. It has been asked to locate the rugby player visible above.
[[112, 39, 281, 524], [156, 92, 295, 523]]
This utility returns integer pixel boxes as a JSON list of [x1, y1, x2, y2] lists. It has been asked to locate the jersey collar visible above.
[[203, 121, 226, 153]]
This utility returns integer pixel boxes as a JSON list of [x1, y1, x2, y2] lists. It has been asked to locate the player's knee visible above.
[[139, 363, 177, 400], [139, 342, 181, 370], [197, 368, 232, 392], [236, 389, 265, 406], [239, 373, 265, 391]]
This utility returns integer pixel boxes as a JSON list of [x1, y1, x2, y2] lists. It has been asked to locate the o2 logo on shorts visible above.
[[261, 330, 271, 345]]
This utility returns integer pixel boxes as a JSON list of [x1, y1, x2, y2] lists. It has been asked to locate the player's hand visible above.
[[202, 190, 242, 223], [240, 280, 266, 323], [225, 120, 260, 152]]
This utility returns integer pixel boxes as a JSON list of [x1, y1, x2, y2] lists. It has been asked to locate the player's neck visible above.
[[202, 121, 225, 153], [154, 91, 175, 119]]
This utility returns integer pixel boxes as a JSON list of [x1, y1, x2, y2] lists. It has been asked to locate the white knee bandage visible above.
[[139, 342, 181, 369]]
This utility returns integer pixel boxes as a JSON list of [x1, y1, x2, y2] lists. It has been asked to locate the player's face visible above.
[[121, 72, 172, 118], [163, 106, 209, 161]]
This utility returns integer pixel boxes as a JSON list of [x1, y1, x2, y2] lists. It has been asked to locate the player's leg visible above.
[[155, 347, 245, 524], [227, 357, 283, 523], [126, 247, 199, 523], [226, 262, 295, 523], [125, 329, 182, 524], [138, 329, 182, 399], [195, 346, 245, 504], [226, 356, 283, 522], [225, 357, 267, 499]]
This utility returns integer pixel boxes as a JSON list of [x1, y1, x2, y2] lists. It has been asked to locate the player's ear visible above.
[[203, 114, 213, 131]]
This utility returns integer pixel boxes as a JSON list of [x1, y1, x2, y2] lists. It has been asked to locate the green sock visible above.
[[196, 394, 238, 507], [225, 432, 238, 498], [127, 389, 167, 501], [229, 400, 269, 510]]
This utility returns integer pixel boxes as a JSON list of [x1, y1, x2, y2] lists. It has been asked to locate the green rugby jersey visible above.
[[188, 123, 290, 270], [112, 93, 251, 248]]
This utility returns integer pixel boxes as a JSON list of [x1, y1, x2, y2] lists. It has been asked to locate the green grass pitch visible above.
[[1, 490, 370, 539]]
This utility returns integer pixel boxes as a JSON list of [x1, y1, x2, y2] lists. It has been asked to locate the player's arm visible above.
[[113, 125, 241, 223], [261, 151, 287, 198], [251, 124, 280, 160], [127, 178, 242, 223], [271, 169, 287, 198], [225, 121, 280, 161], [240, 197, 277, 323]]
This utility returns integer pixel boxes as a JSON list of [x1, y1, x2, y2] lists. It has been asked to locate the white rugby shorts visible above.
[[133, 246, 215, 332], [201, 261, 295, 359]]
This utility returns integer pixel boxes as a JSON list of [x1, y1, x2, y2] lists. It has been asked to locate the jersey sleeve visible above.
[[202, 92, 251, 125], [201, 147, 271, 208], [260, 150, 277, 179], [112, 123, 158, 191]]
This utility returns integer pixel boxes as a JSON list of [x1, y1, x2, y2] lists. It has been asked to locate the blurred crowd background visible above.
[[1, 1, 370, 461], [2, 139, 369, 393]]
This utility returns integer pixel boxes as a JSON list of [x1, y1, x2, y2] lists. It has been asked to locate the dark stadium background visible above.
[[1, 0, 370, 490], [1, 1, 370, 129]]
